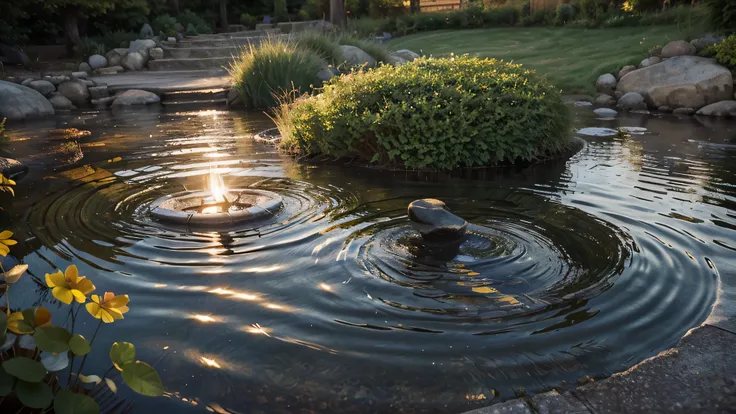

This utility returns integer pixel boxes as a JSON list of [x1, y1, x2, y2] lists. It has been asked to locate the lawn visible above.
[[388, 25, 706, 94]]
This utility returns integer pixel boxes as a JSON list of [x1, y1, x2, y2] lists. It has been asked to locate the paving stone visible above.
[[531, 390, 590, 414], [462, 399, 532, 414]]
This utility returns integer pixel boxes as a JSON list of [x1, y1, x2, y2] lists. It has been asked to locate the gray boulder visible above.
[[57, 81, 90, 107], [392, 49, 420, 61], [658, 106, 673, 113], [0, 157, 29, 180], [129, 39, 156, 59], [339, 45, 376, 69], [88, 54, 108, 70], [96, 66, 124, 75], [78, 62, 92, 73], [167, 37, 177, 43], [72, 71, 88, 80], [106, 48, 127, 67], [618, 56, 733, 110], [618, 65, 636, 80], [112, 89, 160, 106], [661, 40, 697, 58], [44, 75, 70, 86], [122, 52, 146, 71], [673, 107, 696, 115], [28, 80, 55, 97], [408, 199, 467, 243], [640, 57, 661, 68], [388, 55, 407, 66], [595, 73, 617, 94], [690, 35, 723, 52], [595, 94, 616, 107], [594, 108, 617, 117], [0, 44, 30, 67], [20, 78, 33, 86], [317, 68, 338, 82], [149, 47, 164, 60], [0, 81, 55, 121], [48, 94, 76, 110], [616, 92, 647, 110], [140, 23, 154, 39], [695, 101, 736, 117]]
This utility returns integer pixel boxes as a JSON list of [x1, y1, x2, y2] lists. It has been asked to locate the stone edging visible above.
[[461, 319, 736, 414]]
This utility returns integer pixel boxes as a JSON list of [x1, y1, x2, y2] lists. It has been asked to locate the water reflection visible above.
[[0, 106, 733, 413]]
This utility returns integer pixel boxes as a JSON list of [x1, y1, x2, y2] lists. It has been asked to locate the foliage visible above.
[[0, 118, 7, 145], [522, 9, 554, 26], [297, 32, 343, 65], [228, 36, 323, 109], [555, 3, 577, 26], [338, 36, 392, 63], [151, 14, 178, 35], [274, 0, 289, 22], [300, 0, 330, 20], [74, 37, 106, 59], [704, 34, 736, 68], [578, 0, 607, 19], [185, 23, 198, 36], [240, 13, 258, 29], [275, 56, 572, 170], [93, 29, 137, 51], [705, 0, 736, 32], [178, 9, 213, 34]]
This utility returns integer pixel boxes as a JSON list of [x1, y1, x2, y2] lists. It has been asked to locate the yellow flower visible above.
[[86, 292, 130, 323], [8, 308, 51, 335], [45, 265, 96, 305], [0, 230, 17, 257]]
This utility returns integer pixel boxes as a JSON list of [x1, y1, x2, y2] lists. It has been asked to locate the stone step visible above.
[[185, 29, 280, 40], [177, 35, 277, 49], [162, 45, 242, 59], [148, 57, 235, 71], [161, 88, 227, 102]]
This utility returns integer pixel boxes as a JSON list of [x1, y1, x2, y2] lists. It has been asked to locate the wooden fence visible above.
[[530, 0, 563, 13], [419, 0, 463, 12]]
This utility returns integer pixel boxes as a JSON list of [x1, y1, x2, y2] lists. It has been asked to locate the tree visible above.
[[330, 0, 346, 28]]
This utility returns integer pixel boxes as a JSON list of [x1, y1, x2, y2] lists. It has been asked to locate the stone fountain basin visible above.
[[149, 189, 283, 225]]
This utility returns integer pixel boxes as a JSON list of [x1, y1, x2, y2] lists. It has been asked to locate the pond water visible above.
[[1, 105, 734, 413]]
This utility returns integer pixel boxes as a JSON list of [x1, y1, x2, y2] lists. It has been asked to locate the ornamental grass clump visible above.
[[275, 56, 572, 170], [228, 37, 324, 109]]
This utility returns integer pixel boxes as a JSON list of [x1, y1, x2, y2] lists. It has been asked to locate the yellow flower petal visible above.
[[71, 289, 87, 304], [90, 294, 101, 304], [52, 286, 74, 305], [7, 312, 33, 334], [118, 306, 129, 314], [0, 239, 17, 246], [46, 270, 65, 288], [0, 243, 8, 257], [35, 308, 52, 327], [86, 302, 102, 319], [75, 278, 95, 295], [65, 265, 79, 282], [0, 230, 13, 239], [100, 309, 115, 323], [107, 294, 129, 308]]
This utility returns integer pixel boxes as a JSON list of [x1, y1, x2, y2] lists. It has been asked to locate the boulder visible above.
[[392, 49, 420, 61], [0, 81, 55, 121], [167, 37, 177, 43], [91, 97, 115, 107], [140, 23, 154, 39], [595, 73, 617, 94], [78, 62, 92, 73], [690, 35, 723, 52], [616, 92, 647, 110], [96, 66, 124, 75], [661, 40, 697, 58], [44, 75, 70, 86], [0, 44, 30, 67], [128, 39, 156, 59], [594, 108, 617, 117], [695, 100, 736, 117], [72, 71, 88, 80], [673, 107, 696, 115], [408, 199, 467, 243], [111, 89, 160, 106], [57, 81, 90, 107], [388, 55, 407, 66], [20, 78, 33, 86], [640, 57, 661, 68], [595, 94, 616, 107], [106, 48, 127, 67], [88, 54, 107, 70], [149, 47, 164, 60], [613, 91, 624, 100], [226, 88, 242, 107], [658, 106, 673, 113], [0, 157, 29, 180], [122, 52, 146, 71], [617, 56, 733, 110], [317, 68, 337, 82], [48, 94, 76, 110], [618, 65, 636, 80], [28, 80, 55, 97], [339, 45, 376, 68]]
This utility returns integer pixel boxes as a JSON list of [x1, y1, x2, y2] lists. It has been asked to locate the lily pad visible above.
[[70, 334, 91, 356], [54, 389, 100, 414], [3, 356, 47, 382], [110, 342, 135, 370], [34, 326, 72, 353], [15, 380, 53, 409], [121, 361, 164, 396], [0, 365, 14, 396]]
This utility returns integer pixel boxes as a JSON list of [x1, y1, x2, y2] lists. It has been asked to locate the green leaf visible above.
[[121, 361, 164, 397], [3, 357, 47, 382], [0, 365, 14, 396], [54, 389, 100, 414], [21, 308, 36, 327], [110, 342, 135, 371], [70, 334, 91, 356], [16, 380, 53, 409], [34, 326, 72, 353]]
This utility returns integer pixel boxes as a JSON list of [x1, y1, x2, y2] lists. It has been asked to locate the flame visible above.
[[208, 168, 226, 204]]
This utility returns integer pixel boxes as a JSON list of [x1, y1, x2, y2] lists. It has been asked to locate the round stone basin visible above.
[[149, 189, 283, 225]]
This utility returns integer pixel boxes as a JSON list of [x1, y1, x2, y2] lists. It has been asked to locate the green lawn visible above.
[[388, 25, 705, 93]]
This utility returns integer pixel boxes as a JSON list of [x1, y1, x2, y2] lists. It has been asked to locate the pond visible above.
[[1, 105, 734, 413]]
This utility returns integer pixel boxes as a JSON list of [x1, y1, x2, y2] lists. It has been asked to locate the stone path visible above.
[[92, 70, 230, 94], [462, 319, 736, 414]]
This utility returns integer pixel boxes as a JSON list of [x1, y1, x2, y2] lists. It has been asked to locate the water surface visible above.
[[1, 106, 734, 413]]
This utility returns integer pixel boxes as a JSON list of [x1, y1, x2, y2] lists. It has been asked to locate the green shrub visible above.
[[414, 12, 448, 31], [601, 14, 642, 28], [152, 14, 178, 35], [522, 9, 554, 26], [554, 3, 576, 26], [228, 37, 323, 109], [338, 35, 392, 63], [74, 37, 105, 59], [275, 56, 572, 170], [484, 6, 520, 25], [348, 18, 385, 37], [297, 32, 343, 64], [274, 0, 289, 22], [240, 13, 258, 29], [185, 23, 198, 36], [95, 30, 137, 51], [578, 0, 607, 19], [179, 9, 213, 34], [706, 34, 736, 68], [0, 117, 7, 144], [706, 0, 736, 32]]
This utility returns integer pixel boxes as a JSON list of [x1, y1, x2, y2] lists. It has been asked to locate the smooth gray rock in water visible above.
[[106, 48, 127, 67], [339, 45, 376, 68], [20, 78, 33, 86], [658, 106, 672, 113], [594, 108, 617, 117], [226, 88, 242, 107], [595, 94, 616, 107], [88, 86, 109, 99], [88, 54, 107, 69], [57, 81, 90, 107], [639, 56, 661, 68], [392, 49, 420, 61], [696, 100, 736, 117], [408, 199, 467, 243], [149, 47, 164, 60], [595, 73, 617, 94], [140, 23, 154, 39], [91, 97, 115, 107], [0, 157, 29, 180], [617, 92, 647, 110], [0, 80, 55, 121], [48, 94, 76, 110], [661, 40, 697, 58], [122, 52, 146, 71], [618, 65, 636, 79], [673, 107, 696, 115], [690, 35, 723, 52], [618, 56, 733, 110], [78, 62, 92, 73], [112, 89, 160, 106], [28, 80, 55, 97]]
